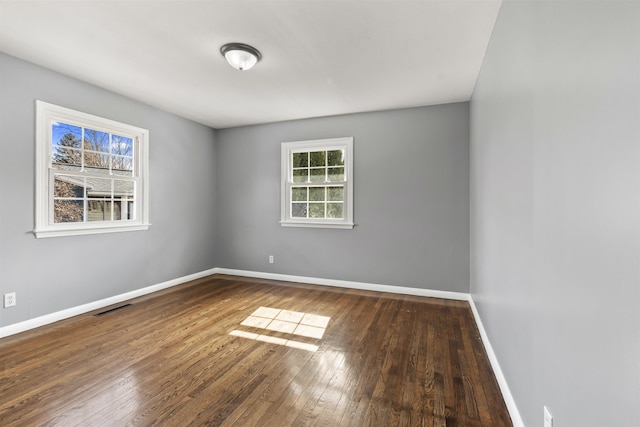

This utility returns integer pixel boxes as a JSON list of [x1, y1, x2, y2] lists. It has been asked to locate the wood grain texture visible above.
[[0, 275, 512, 426]]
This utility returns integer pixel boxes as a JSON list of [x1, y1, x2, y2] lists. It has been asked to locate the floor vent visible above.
[[95, 304, 132, 316]]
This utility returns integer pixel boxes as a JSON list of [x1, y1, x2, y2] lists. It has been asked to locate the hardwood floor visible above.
[[0, 275, 512, 426]]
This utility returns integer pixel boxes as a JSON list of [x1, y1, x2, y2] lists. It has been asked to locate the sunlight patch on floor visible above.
[[230, 306, 331, 352]]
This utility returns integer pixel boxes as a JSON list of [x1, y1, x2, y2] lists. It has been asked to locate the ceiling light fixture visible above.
[[220, 43, 262, 71]]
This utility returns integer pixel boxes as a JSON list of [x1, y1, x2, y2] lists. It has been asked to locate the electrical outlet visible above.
[[4, 292, 16, 308], [544, 406, 553, 427], [269, 255, 274, 264]]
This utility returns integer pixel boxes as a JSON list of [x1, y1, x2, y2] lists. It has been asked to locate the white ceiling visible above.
[[0, 0, 502, 129]]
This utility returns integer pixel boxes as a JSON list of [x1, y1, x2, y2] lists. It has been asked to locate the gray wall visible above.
[[215, 103, 470, 293], [0, 53, 217, 328], [470, 1, 640, 426]]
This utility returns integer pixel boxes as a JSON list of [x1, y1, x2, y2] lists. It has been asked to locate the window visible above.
[[281, 137, 353, 229], [35, 101, 149, 238]]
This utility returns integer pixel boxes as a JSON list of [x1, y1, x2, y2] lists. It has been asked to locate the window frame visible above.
[[34, 100, 150, 238], [280, 137, 354, 229]]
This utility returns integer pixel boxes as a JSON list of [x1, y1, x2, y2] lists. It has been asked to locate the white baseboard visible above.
[[213, 267, 470, 301], [0, 268, 218, 339], [468, 297, 525, 427]]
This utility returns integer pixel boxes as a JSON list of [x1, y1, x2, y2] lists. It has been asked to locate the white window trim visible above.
[[34, 100, 150, 238], [280, 137, 354, 229]]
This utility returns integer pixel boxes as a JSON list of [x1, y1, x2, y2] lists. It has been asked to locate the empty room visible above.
[[0, 1, 638, 426]]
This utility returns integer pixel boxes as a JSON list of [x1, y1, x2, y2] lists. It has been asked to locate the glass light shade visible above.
[[224, 49, 258, 70], [220, 43, 261, 71]]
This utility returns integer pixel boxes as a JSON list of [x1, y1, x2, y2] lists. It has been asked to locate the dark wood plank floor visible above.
[[0, 275, 511, 426]]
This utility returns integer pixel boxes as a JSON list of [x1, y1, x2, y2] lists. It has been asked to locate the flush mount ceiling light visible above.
[[220, 43, 262, 71]]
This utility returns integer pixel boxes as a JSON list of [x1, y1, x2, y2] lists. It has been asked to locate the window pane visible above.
[[309, 187, 325, 201], [52, 122, 82, 168], [52, 122, 82, 148], [292, 203, 307, 218], [309, 151, 326, 167], [112, 155, 133, 174], [112, 134, 133, 156], [292, 152, 308, 168], [310, 168, 325, 183], [327, 203, 344, 219], [292, 187, 307, 202], [293, 169, 308, 183], [54, 200, 84, 223], [83, 128, 110, 153], [84, 151, 110, 172], [52, 146, 82, 167], [327, 186, 344, 201], [327, 150, 344, 166], [328, 167, 344, 182], [88, 199, 109, 222], [309, 203, 325, 218], [86, 177, 113, 198], [114, 180, 134, 199], [54, 176, 85, 198]]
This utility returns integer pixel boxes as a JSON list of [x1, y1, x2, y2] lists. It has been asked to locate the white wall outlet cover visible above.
[[4, 292, 16, 308], [544, 406, 553, 427]]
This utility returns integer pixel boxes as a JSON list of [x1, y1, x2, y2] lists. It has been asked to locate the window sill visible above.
[[280, 221, 354, 230], [34, 223, 150, 239]]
